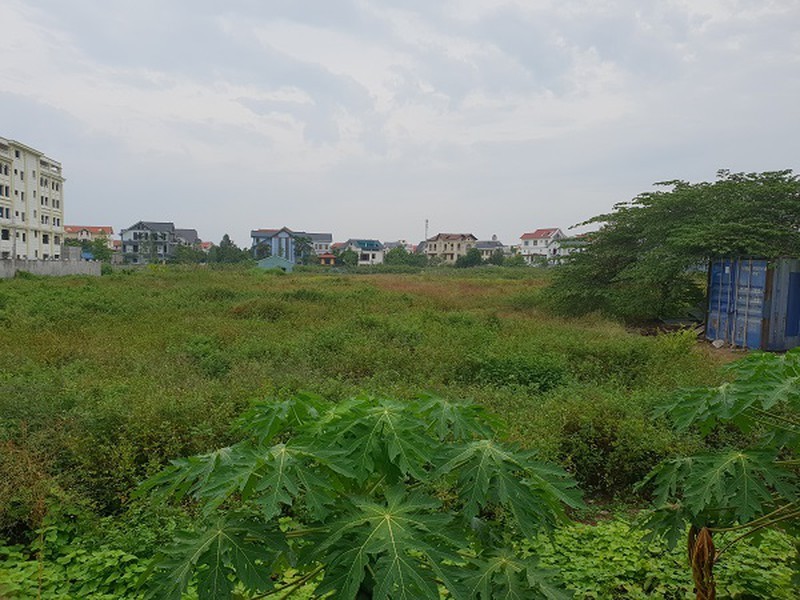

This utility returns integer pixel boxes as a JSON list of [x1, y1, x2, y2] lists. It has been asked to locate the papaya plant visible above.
[[640, 348, 800, 599], [137, 393, 583, 599]]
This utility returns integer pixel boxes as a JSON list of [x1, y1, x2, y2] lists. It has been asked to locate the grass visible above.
[[0, 266, 726, 515], [0, 265, 769, 597]]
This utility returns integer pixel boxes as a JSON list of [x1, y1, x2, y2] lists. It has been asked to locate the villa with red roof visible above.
[[64, 225, 115, 248], [519, 228, 566, 264]]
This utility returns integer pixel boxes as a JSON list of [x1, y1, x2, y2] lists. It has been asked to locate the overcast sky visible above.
[[2, 0, 798, 247]]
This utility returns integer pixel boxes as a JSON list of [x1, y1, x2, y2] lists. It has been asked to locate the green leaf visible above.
[[238, 392, 324, 444], [145, 517, 285, 600], [417, 393, 496, 441], [440, 440, 582, 539], [463, 549, 570, 600], [312, 487, 462, 600]]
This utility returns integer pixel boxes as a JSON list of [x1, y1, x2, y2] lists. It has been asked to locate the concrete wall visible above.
[[0, 259, 101, 279]]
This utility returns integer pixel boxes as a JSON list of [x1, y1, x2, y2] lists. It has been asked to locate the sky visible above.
[[2, 0, 799, 247]]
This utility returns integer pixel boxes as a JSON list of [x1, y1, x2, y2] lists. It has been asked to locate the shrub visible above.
[[554, 391, 681, 496], [230, 298, 290, 321], [455, 353, 568, 392], [184, 335, 231, 378]]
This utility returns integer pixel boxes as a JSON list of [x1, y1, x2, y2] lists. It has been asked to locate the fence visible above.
[[0, 259, 101, 279]]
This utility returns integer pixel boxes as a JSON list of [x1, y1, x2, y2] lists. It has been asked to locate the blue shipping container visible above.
[[707, 258, 800, 351]]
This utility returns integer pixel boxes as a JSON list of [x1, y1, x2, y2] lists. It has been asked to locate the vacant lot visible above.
[[1, 266, 791, 598]]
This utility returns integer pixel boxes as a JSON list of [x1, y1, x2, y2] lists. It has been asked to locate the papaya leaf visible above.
[[311, 487, 463, 599], [440, 440, 582, 539], [145, 517, 285, 600], [417, 393, 496, 441], [463, 549, 570, 600]]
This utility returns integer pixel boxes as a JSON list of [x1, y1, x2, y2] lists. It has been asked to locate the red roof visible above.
[[64, 225, 114, 235], [330, 242, 346, 250], [319, 252, 336, 258], [520, 228, 560, 240]]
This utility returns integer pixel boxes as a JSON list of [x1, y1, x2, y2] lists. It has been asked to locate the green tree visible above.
[[88, 238, 113, 262], [486, 249, 505, 266], [338, 248, 358, 268], [505, 254, 527, 267], [455, 247, 483, 268], [210, 234, 250, 264], [172, 244, 206, 264], [640, 349, 800, 598], [384, 246, 411, 265], [546, 170, 800, 321], [138, 394, 582, 599], [294, 236, 315, 265], [253, 242, 271, 260], [384, 246, 428, 267]]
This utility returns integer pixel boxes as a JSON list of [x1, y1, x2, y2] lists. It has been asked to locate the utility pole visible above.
[[424, 219, 429, 241]]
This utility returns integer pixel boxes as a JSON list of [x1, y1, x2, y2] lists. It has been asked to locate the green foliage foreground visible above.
[[139, 394, 583, 599], [641, 348, 800, 597]]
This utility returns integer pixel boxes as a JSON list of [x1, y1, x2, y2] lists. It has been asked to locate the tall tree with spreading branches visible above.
[[546, 170, 800, 321]]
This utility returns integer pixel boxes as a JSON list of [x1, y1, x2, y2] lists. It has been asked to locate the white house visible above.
[[344, 239, 385, 265], [519, 228, 566, 264]]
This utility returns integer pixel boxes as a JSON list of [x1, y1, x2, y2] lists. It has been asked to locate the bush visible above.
[[552, 390, 686, 496], [184, 335, 231, 378], [230, 298, 290, 321], [455, 353, 568, 392]]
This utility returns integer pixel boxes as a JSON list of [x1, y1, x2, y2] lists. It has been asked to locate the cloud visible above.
[[1, 0, 798, 245]]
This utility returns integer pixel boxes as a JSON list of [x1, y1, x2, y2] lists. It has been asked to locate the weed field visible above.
[[0, 266, 793, 598]]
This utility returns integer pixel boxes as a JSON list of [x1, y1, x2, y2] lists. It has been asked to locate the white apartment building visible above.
[[0, 137, 65, 260]]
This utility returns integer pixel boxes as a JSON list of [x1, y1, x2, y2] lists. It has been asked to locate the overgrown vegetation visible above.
[[0, 266, 794, 597]]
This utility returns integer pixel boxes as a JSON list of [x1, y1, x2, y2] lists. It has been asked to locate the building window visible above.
[[1, 229, 8, 240], [54, 236, 60, 244], [14, 150, 19, 158], [43, 234, 49, 243]]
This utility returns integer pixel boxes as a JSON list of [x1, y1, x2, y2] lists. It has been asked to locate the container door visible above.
[[731, 259, 767, 349], [785, 272, 800, 338], [706, 259, 736, 342]]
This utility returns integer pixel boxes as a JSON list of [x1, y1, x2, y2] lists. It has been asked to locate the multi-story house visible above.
[[0, 136, 65, 260], [424, 233, 477, 264], [475, 236, 505, 261], [120, 221, 181, 264], [250, 227, 332, 263], [519, 228, 566, 264], [64, 226, 115, 249], [175, 229, 200, 247], [343, 239, 384, 265]]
